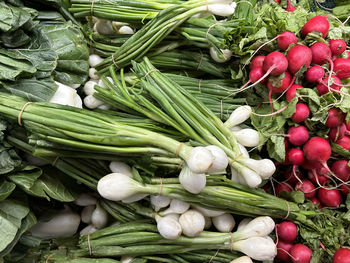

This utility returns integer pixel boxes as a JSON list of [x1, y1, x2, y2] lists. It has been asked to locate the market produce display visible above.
[[0, 0, 349, 262]]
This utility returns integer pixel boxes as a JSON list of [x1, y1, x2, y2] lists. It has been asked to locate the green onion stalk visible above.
[[73, 217, 277, 261], [69, 0, 185, 23], [0, 93, 221, 175], [94, 58, 272, 188], [94, 0, 233, 72]]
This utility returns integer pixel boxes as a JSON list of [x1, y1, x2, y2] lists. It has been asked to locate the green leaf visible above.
[[267, 135, 285, 162], [280, 190, 305, 204], [0, 211, 36, 258], [331, 143, 350, 158], [8, 167, 77, 202], [0, 180, 16, 201], [0, 78, 58, 102], [0, 2, 35, 33], [298, 88, 320, 113], [0, 199, 30, 252]]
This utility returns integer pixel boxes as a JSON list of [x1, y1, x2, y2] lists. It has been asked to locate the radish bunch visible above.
[[275, 221, 313, 263]]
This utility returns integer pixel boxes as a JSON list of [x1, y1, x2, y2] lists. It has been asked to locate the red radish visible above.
[[316, 75, 341, 95], [334, 58, 350, 79], [290, 244, 312, 263], [263, 52, 289, 76], [305, 65, 325, 83], [276, 221, 298, 243], [301, 159, 323, 171], [301, 15, 330, 38], [267, 72, 292, 94], [288, 126, 309, 146], [310, 42, 332, 65], [291, 103, 310, 123], [303, 137, 331, 171], [318, 187, 342, 207], [345, 118, 350, 131], [295, 179, 316, 198], [331, 160, 350, 181], [288, 149, 304, 165], [286, 0, 296, 12], [335, 136, 350, 150], [333, 248, 350, 263], [267, 71, 292, 109], [325, 108, 345, 128], [276, 240, 293, 262], [250, 56, 265, 70], [284, 170, 303, 184], [329, 39, 347, 56], [275, 0, 281, 3], [287, 45, 312, 75], [309, 196, 323, 209], [240, 67, 267, 90], [339, 184, 350, 195], [286, 84, 304, 102], [316, 166, 330, 176], [308, 171, 329, 186], [277, 32, 297, 51], [276, 182, 293, 196], [329, 123, 347, 141]]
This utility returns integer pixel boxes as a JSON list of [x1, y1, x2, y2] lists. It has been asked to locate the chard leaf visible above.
[[0, 199, 30, 252], [0, 211, 36, 259], [0, 78, 58, 102], [0, 2, 34, 32], [8, 167, 77, 202], [0, 180, 16, 201]]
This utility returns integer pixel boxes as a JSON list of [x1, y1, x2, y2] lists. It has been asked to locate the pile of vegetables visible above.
[[0, 0, 349, 262]]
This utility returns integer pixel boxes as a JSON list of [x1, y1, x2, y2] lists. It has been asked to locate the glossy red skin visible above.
[[276, 240, 293, 262], [275, 0, 281, 3], [308, 171, 329, 186], [249, 67, 266, 83], [276, 183, 293, 196], [310, 42, 332, 65], [288, 148, 304, 165], [339, 184, 350, 195], [290, 244, 312, 263], [334, 58, 350, 79], [345, 118, 350, 131], [301, 159, 323, 171], [249, 56, 265, 70], [316, 75, 341, 95], [329, 123, 346, 141], [325, 108, 345, 128], [329, 39, 347, 56], [284, 170, 304, 184], [278, 32, 297, 51], [317, 166, 330, 176], [309, 196, 323, 209], [263, 52, 288, 76], [303, 137, 331, 162], [333, 248, 350, 263], [331, 160, 350, 181], [301, 16, 330, 38], [295, 179, 316, 198], [305, 65, 325, 83], [335, 136, 350, 150], [267, 71, 292, 94], [286, 0, 296, 12], [276, 221, 298, 243], [291, 103, 310, 123], [286, 84, 303, 102], [287, 45, 312, 75], [288, 126, 309, 146], [318, 187, 342, 207]]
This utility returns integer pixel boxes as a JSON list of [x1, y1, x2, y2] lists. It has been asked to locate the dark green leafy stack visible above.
[[0, 0, 89, 102]]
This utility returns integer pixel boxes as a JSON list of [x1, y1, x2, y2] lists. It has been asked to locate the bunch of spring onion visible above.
[[74, 216, 276, 261], [84, 53, 241, 115], [92, 58, 273, 189], [91, 0, 237, 72]]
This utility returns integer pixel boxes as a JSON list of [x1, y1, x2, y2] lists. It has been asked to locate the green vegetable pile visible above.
[[0, 0, 349, 263]]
